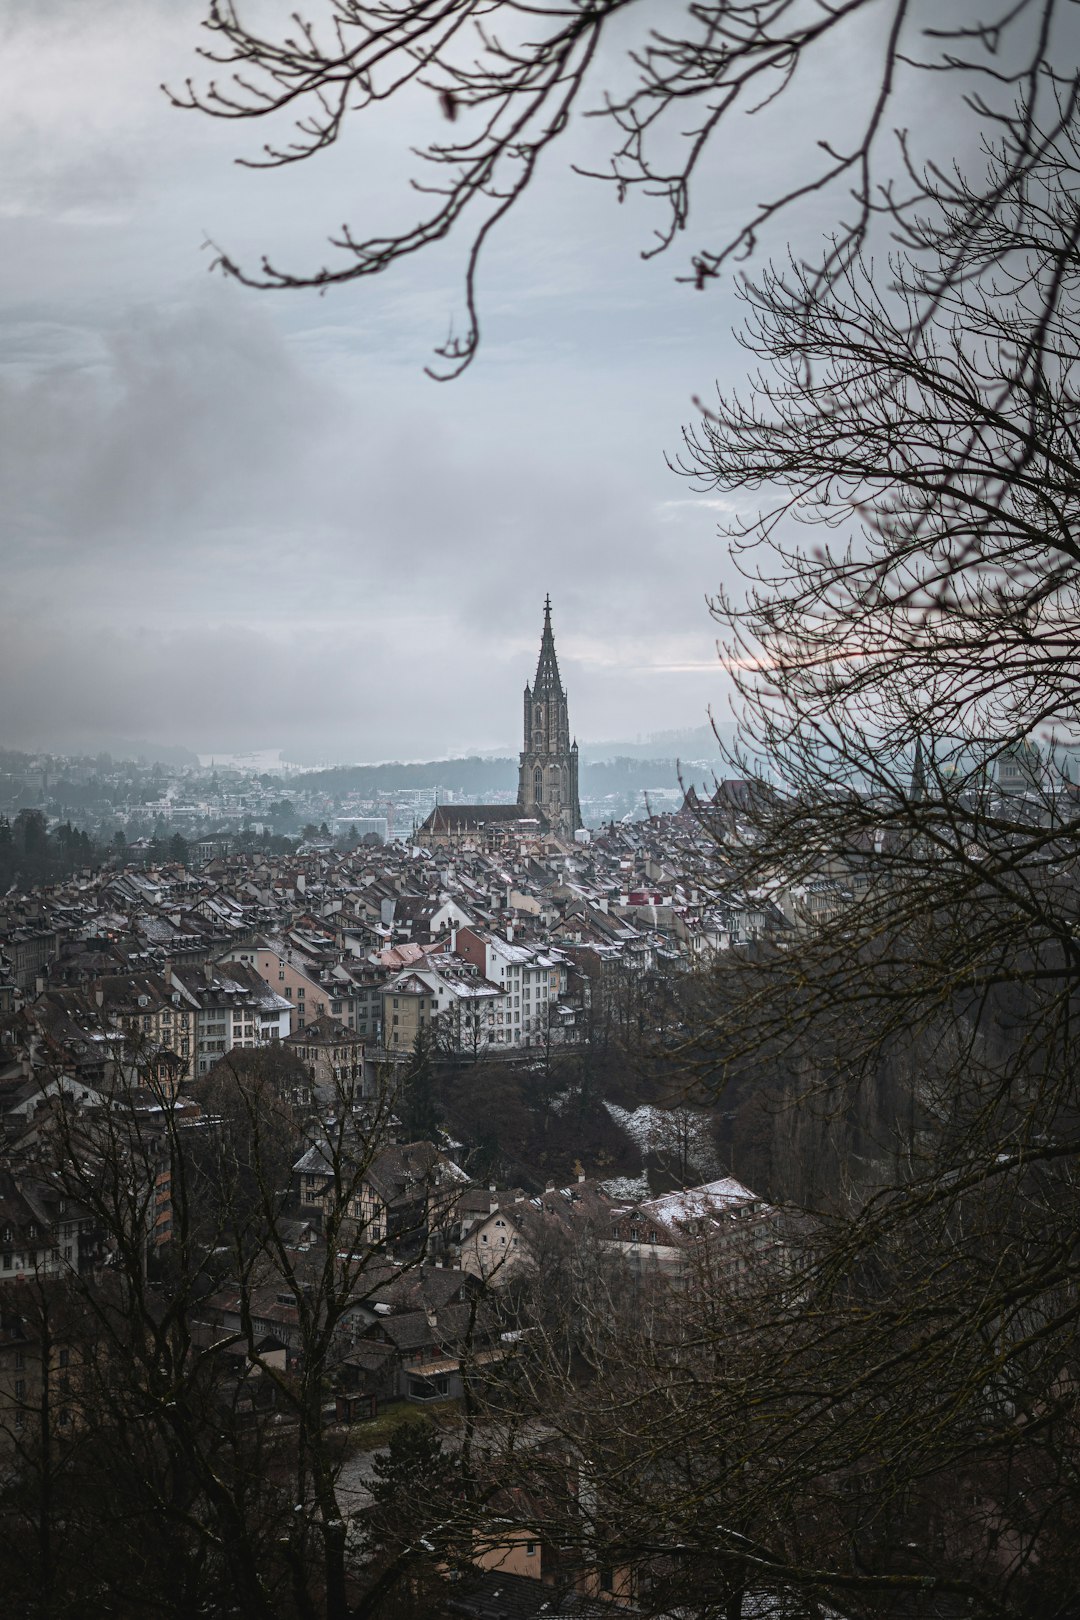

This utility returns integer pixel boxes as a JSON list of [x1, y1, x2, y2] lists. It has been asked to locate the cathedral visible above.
[[516, 595, 583, 837], [419, 598, 583, 844]]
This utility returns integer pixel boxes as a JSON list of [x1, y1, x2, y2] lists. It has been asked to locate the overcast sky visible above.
[[0, 0, 939, 765]]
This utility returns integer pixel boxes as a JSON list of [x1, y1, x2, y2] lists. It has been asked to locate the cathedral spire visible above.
[[534, 594, 563, 695], [518, 596, 582, 837]]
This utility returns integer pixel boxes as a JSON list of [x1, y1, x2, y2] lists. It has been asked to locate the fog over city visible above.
[[0, 0, 854, 764]]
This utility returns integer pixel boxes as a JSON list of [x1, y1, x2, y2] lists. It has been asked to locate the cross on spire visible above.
[[534, 594, 562, 694]]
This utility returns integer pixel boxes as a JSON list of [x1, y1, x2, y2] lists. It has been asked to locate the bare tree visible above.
[[173, 1, 1079, 375], [626, 92, 1080, 1617], [0, 1053, 465, 1620]]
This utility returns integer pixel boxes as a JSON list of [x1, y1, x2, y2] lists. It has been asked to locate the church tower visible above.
[[518, 596, 582, 838]]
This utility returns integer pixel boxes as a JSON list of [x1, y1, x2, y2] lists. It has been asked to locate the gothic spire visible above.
[[534, 594, 563, 694]]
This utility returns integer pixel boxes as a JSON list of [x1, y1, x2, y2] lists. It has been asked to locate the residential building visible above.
[[284, 1013, 367, 1103], [453, 925, 567, 1047], [168, 961, 292, 1077]]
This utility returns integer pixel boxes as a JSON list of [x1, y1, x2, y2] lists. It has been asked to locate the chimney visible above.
[[578, 1171, 585, 1184], [203, 961, 214, 985], [425, 1306, 437, 1330]]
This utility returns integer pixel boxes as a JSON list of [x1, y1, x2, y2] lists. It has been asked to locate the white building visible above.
[[452, 925, 568, 1047], [168, 962, 292, 1077]]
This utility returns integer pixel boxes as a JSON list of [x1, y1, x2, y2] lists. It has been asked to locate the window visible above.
[[15, 1350, 24, 1370], [14, 1380, 25, 1402]]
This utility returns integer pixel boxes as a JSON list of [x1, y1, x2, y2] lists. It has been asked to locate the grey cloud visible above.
[[0, 275, 730, 759], [1, 291, 327, 541], [6, 1, 856, 760]]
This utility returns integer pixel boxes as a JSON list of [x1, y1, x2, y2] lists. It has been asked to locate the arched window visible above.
[[534, 767, 543, 799]]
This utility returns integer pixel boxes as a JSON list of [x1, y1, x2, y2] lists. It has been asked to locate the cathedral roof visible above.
[[418, 804, 550, 834]]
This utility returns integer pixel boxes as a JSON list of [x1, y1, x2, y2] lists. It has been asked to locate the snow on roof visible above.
[[641, 1177, 760, 1229]]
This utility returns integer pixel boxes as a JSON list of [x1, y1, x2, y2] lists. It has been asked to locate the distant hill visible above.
[[579, 722, 736, 764], [287, 755, 712, 798], [45, 737, 200, 767], [0, 739, 200, 770], [288, 758, 519, 796]]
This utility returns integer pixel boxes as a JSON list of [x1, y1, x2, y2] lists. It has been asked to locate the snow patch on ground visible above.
[[603, 1102, 666, 1148], [602, 1101, 722, 1180]]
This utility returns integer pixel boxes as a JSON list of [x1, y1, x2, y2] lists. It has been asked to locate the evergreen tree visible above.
[[401, 1029, 441, 1144], [13, 808, 47, 858], [363, 1420, 458, 1617]]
